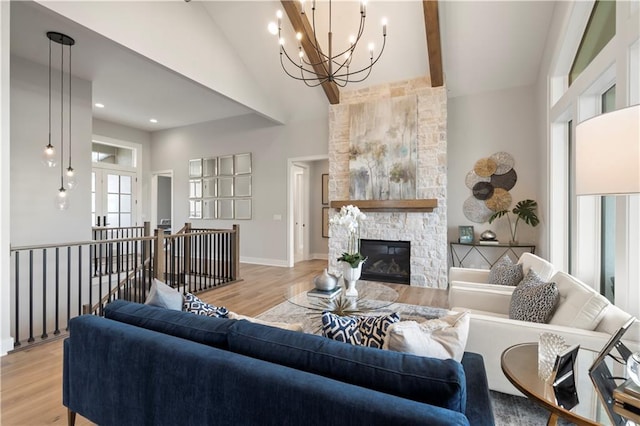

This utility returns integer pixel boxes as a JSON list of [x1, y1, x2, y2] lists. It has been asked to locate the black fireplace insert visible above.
[[359, 239, 410, 285]]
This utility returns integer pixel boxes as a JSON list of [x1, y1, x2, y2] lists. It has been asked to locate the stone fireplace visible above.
[[328, 77, 448, 288]]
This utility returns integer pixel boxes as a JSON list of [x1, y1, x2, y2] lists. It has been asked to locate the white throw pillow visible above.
[[382, 311, 470, 362], [228, 311, 304, 332], [144, 279, 183, 311]]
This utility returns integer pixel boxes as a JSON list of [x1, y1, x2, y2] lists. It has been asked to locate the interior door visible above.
[[92, 169, 137, 227]]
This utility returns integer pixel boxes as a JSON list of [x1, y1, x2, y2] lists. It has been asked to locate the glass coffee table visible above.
[[501, 342, 630, 426], [286, 280, 399, 314]]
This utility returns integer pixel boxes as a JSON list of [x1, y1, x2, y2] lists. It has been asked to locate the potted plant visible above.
[[329, 205, 367, 297], [488, 199, 539, 244]]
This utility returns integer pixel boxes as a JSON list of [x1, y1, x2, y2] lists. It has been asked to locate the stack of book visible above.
[[613, 379, 640, 423], [478, 239, 499, 245], [307, 286, 342, 299]]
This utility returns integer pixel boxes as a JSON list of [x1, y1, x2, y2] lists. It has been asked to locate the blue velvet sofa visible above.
[[63, 300, 494, 426]]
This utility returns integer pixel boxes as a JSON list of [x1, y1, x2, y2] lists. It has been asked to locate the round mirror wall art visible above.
[[463, 152, 518, 223]]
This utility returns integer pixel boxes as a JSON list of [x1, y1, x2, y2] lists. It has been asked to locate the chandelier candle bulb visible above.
[[382, 18, 387, 36]]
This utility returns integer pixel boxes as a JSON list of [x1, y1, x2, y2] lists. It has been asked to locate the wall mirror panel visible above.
[[188, 153, 252, 219], [203, 199, 216, 219], [235, 199, 251, 219], [235, 153, 252, 175], [202, 158, 217, 177], [189, 159, 202, 178], [219, 155, 234, 176], [235, 176, 251, 197], [203, 178, 216, 198]]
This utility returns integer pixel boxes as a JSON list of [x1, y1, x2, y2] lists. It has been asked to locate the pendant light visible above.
[[42, 36, 56, 167], [65, 43, 76, 190], [46, 32, 75, 210]]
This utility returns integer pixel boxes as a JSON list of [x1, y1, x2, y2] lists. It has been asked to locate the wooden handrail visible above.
[[85, 257, 152, 315]]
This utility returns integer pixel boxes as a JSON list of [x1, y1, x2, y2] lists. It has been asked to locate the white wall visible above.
[[150, 113, 328, 266], [39, 1, 285, 124], [447, 84, 542, 253], [10, 55, 92, 246], [1, 0, 13, 355]]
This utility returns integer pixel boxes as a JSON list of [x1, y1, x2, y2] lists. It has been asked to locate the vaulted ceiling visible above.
[[9, 1, 556, 132]]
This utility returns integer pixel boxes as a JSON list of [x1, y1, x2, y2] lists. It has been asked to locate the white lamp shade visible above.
[[575, 104, 640, 196]]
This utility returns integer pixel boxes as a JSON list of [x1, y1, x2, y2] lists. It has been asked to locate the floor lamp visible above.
[[575, 104, 639, 196], [576, 104, 640, 388]]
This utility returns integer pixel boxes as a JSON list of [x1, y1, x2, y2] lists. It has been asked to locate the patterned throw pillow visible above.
[[488, 255, 524, 286], [358, 313, 401, 348], [509, 270, 559, 323], [321, 313, 362, 345], [321, 312, 400, 348], [183, 292, 229, 318]]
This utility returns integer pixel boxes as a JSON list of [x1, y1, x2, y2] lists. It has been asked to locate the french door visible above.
[[92, 169, 137, 227]]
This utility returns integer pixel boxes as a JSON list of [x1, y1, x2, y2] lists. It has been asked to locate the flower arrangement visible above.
[[329, 205, 367, 268]]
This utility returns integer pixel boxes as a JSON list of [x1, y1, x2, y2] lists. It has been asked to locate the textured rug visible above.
[[257, 298, 567, 426]]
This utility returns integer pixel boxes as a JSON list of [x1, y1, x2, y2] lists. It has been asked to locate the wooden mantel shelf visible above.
[[329, 199, 438, 212]]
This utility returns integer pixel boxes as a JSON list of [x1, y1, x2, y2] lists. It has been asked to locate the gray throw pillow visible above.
[[144, 279, 183, 311], [509, 270, 559, 323], [488, 255, 523, 286]]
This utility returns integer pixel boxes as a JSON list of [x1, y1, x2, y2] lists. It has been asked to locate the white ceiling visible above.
[[9, 1, 557, 133]]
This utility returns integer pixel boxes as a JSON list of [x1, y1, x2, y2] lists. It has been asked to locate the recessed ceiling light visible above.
[[95, 103, 105, 108], [149, 118, 158, 123]]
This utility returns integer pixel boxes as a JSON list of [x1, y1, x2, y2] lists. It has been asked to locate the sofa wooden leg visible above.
[[68, 409, 76, 426]]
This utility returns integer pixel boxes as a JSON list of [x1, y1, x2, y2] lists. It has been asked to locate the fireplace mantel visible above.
[[329, 199, 438, 212]]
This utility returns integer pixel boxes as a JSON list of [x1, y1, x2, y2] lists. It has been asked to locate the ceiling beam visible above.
[[281, 1, 340, 105], [423, 0, 444, 87]]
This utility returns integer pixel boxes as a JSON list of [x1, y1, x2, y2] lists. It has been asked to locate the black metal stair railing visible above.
[[9, 223, 240, 351]]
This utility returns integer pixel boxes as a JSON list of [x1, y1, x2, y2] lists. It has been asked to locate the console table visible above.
[[450, 242, 536, 268]]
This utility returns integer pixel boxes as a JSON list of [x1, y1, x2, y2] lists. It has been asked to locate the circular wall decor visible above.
[[490, 168, 517, 191], [465, 171, 491, 189], [490, 151, 515, 174], [472, 181, 494, 200], [463, 196, 494, 223], [463, 151, 518, 222], [473, 158, 497, 177], [485, 188, 512, 211]]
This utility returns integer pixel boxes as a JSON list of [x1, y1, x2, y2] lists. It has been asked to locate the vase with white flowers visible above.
[[329, 205, 367, 297]]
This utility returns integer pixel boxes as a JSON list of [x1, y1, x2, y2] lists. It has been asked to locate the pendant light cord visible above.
[[60, 40, 64, 189], [68, 45, 72, 170], [48, 38, 52, 147]]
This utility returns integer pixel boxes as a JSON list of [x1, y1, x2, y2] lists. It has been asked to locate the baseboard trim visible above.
[[310, 253, 329, 260], [1, 336, 14, 357], [240, 257, 289, 267]]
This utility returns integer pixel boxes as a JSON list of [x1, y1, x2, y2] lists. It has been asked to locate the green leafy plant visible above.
[[337, 252, 367, 268], [488, 199, 539, 243]]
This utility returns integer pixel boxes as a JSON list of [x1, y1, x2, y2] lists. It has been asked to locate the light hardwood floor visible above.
[[0, 259, 448, 425]]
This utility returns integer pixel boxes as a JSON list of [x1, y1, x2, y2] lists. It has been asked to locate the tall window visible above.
[[600, 85, 616, 302], [567, 120, 573, 274], [569, 0, 616, 85]]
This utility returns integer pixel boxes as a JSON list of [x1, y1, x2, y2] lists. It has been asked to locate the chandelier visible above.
[[45, 31, 75, 210], [268, 0, 387, 88]]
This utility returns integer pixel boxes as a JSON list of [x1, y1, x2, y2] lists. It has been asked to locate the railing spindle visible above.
[[54, 247, 60, 335]]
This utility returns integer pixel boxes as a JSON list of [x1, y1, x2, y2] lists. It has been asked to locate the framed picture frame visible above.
[[322, 174, 329, 205], [322, 207, 329, 238], [458, 225, 474, 243]]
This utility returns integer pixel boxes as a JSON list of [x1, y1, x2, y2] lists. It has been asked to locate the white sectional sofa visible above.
[[449, 253, 640, 395]]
